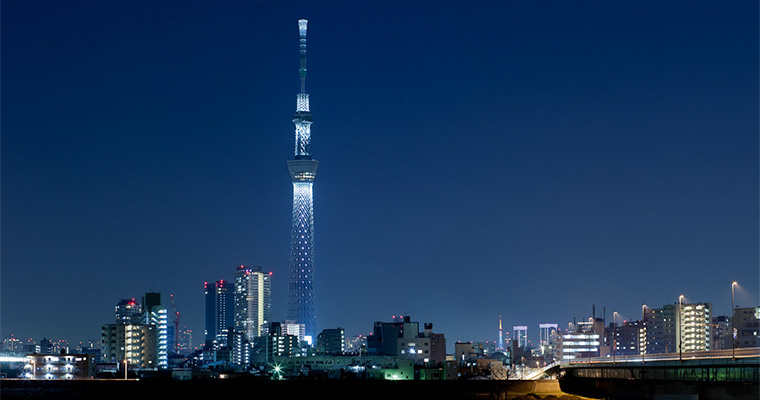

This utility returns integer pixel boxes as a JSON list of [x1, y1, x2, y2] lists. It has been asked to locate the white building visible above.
[[678, 302, 711, 352], [234, 265, 272, 342]]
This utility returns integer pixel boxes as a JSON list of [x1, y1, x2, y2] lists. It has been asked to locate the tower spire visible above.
[[298, 19, 308, 94], [287, 19, 319, 341]]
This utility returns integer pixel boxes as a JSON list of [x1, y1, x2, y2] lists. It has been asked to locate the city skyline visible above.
[[2, 2, 758, 348]]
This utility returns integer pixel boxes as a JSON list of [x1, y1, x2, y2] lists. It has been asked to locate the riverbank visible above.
[[1, 378, 595, 400]]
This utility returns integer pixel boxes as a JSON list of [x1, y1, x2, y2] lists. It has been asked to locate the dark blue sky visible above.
[[2, 1, 758, 348]]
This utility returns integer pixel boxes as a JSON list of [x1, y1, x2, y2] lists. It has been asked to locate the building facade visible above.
[[115, 299, 141, 325], [23, 354, 96, 380], [679, 302, 712, 352], [317, 328, 345, 355], [141, 292, 168, 369], [101, 324, 157, 370], [734, 306, 760, 348], [367, 316, 446, 365], [204, 279, 234, 347], [612, 320, 645, 356], [513, 326, 528, 349], [644, 304, 677, 354], [234, 265, 272, 342]]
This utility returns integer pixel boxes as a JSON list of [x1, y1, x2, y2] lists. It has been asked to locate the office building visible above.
[[317, 328, 345, 355], [115, 299, 141, 325], [513, 326, 528, 348], [204, 280, 234, 347], [366, 316, 446, 365], [539, 323, 558, 347], [234, 265, 272, 341]]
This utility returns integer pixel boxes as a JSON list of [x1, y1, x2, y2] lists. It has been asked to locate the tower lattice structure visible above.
[[287, 19, 318, 340]]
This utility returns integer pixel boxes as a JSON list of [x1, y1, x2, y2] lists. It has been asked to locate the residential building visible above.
[[317, 328, 345, 355], [141, 292, 168, 369], [234, 265, 272, 342], [734, 306, 760, 348], [101, 324, 157, 370], [679, 302, 712, 352], [711, 315, 732, 350], [644, 304, 677, 354], [612, 320, 645, 356], [23, 353, 96, 380]]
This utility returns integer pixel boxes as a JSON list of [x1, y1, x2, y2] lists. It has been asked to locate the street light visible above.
[[731, 281, 738, 358], [678, 295, 685, 362], [612, 311, 618, 363]]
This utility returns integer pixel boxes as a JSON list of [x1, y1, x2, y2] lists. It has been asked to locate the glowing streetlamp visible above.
[[612, 311, 618, 363], [731, 281, 738, 358]]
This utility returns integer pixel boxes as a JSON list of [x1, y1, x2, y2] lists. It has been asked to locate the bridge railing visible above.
[[523, 348, 760, 381]]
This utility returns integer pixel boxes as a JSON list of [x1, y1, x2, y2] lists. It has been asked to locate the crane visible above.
[[170, 294, 180, 354]]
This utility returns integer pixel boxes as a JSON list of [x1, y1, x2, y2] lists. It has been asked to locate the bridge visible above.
[[525, 348, 759, 399]]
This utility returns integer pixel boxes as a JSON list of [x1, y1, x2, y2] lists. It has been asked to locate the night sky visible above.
[[2, 1, 758, 350]]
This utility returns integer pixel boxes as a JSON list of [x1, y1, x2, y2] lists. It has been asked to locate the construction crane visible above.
[[170, 294, 180, 354]]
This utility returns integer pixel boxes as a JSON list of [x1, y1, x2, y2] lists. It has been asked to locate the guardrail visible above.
[[522, 348, 760, 380]]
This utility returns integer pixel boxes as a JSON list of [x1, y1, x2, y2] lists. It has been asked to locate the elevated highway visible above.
[[536, 348, 759, 399]]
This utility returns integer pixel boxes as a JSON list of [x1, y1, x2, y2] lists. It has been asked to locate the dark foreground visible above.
[[1, 378, 592, 400]]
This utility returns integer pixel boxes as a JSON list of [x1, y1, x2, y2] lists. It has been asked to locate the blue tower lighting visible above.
[[287, 19, 318, 341]]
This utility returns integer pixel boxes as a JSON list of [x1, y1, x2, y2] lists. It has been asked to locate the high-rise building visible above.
[[234, 265, 272, 342], [679, 302, 712, 352], [644, 304, 677, 354], [317, 328, 345, 355], [204, 280, 234, 347], [115, 299, 141, 325], [711, 315, 732, 350], [733, 306, 759, 348], [141, 292, 168, 369], [366, 316, 446, 365], [612, 320, 645, 356], [287, 19, 319, 341], [513, 326, 528, 348], [101, 323, 157, 369], [539, 323, 558, 347]]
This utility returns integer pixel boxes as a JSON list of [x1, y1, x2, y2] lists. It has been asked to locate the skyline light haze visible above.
[[2, 1, 758, 349]]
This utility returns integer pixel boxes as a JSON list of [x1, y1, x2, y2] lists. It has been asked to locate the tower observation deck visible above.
[[287, 19, 318, 341]]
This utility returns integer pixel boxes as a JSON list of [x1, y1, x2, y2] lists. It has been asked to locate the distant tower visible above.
[[287, 19, 319, 341], [498, 316, 504, 350]]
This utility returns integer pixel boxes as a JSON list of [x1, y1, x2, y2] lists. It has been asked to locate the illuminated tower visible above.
[[498, 316, 503, 350], [287, 19, 319, 341]]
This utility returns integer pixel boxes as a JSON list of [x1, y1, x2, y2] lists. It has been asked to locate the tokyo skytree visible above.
[[287, 19, 318, 340]]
